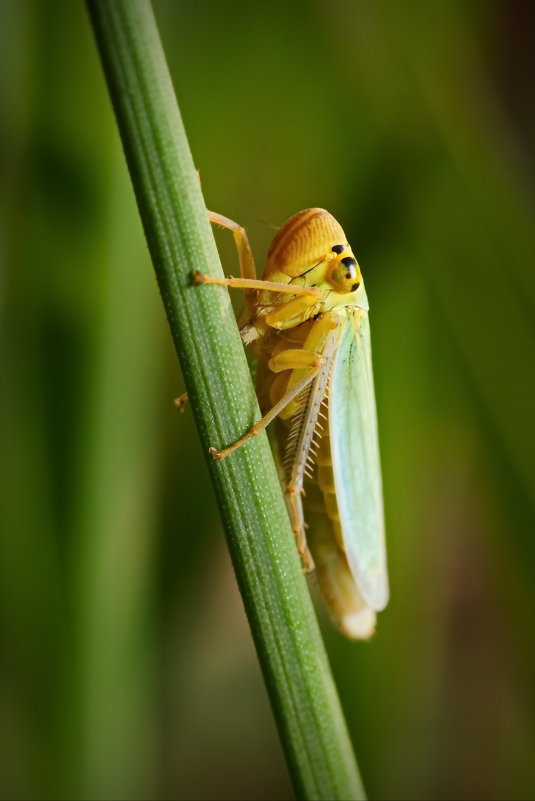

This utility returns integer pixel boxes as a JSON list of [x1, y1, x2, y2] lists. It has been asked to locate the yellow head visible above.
[[266, 207, 362, 294]]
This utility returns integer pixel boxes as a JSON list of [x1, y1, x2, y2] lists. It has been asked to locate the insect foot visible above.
[[173, 393, 189, 412], [192, 269, 206, 285]]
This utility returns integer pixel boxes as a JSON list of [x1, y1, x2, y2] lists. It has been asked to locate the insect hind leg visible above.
[[285, 490, 314, 572]]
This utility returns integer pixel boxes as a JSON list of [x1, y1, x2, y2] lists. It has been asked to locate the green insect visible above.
[[188, 207, 388, 638]]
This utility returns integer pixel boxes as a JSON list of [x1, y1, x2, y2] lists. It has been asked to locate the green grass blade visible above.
[[86, 1, 365, 798]]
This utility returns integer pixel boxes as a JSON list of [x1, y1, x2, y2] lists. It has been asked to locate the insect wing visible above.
[[329, 310, 388, 611]]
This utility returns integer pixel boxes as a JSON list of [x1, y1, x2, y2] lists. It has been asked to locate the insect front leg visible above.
[[207, 210, 256, 277], [207, 210, 258, 318], [196, 210, 319, 321], [192, 271, 321, 300]]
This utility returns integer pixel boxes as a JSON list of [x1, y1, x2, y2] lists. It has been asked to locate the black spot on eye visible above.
[[351, 282, 360, 292], [331, 244, 344, 254], [341, 256, 356, 269], [345, 273, 352, 279]]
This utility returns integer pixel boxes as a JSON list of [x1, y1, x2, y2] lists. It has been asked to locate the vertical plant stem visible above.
[[87, 1, 365, 798]]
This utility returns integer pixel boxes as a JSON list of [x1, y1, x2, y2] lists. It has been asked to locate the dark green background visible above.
[[1, 1, 534, 799]]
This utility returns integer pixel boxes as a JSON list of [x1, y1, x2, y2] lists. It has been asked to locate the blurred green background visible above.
[[1, 0, 534, 799]]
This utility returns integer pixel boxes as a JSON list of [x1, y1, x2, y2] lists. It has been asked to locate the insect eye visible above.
[[340, 256, 357, 277], [329, 255, 360, 293]]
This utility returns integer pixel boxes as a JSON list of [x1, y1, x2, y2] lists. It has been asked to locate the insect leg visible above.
[[206, 210, 260, 318], [193, 271, 321, 299], [268, 348, 325, 372], [209, 358, 325, 461], [286, 491, 314, 573], [173, 393, 189, 412], [207, 210, 256, 281], [272, 319, 341, 572]]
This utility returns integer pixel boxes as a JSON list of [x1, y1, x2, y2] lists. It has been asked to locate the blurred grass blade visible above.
[[71, 152, 161, 798], [86, 0, 365, 798]]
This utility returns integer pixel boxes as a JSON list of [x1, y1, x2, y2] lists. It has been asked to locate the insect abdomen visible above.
[[304, 426, 376, 639]]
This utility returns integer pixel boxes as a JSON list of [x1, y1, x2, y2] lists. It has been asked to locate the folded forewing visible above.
[[330, 310, 389, 610]]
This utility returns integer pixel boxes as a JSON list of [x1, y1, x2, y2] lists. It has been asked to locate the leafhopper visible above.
[[192, 208, 388, 639]]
